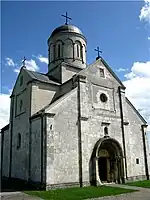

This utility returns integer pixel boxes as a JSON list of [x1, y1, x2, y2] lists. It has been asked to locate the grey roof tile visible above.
[[25, 69, 60, 85]]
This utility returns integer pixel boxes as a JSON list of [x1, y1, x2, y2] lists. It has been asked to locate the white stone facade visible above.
[[1, 23, 150, 189]]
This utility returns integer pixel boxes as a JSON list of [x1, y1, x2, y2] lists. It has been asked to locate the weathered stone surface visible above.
[[1, 23, 149, 189]]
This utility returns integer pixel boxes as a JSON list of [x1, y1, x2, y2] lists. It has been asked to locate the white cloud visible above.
[[5, 57, 16, 67], [25, 59, 39, 71], [116, 68, 128, 72], [37, 55, 48, 64], [148, 36, 150, 40], [139, 0, 150, 23], [124, 61, 150, 79], [14, 59, 39, 74], [123, 61, 150, 131], [14, 68, 20, 74], [0, 93, 10, 129]]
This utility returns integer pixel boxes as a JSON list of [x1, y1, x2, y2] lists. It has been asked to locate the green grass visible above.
[[126, 180, 150, 188], [25, 186, 136, 200]]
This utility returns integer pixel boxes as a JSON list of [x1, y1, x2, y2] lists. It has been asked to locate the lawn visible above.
[[26, 186, 136, 200], [126, 180, 150, 188]]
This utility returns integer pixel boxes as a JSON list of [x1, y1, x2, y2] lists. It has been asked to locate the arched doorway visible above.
[[89, 137, 125, 186]]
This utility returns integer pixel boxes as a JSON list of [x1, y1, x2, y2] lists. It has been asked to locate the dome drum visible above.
[[48, 24, 87, 70]]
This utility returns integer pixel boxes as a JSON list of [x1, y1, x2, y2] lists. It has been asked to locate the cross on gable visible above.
[[61, 12, 72, 25], [22, 56, 26, 67], [94, 46, 102, 59]]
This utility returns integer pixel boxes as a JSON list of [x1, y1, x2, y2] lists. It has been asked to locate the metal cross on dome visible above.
[[61, 12, 72, 25], [94, 46, 102, 59]]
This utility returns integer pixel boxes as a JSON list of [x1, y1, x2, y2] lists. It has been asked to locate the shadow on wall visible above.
[[89, 146, 97, 186], [147, 131, 150, 153], [1, 177, 46, 192]]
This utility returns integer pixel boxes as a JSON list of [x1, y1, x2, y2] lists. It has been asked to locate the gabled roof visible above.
[[126, 97, 147, 124], [77, 57, 126, 89], [30, 86, 76, 119], [100, 57, 126, 89], [25, 69, 60, 85], [10, 66, 25, 97], [10, 67, 60, 97], [1, 124, 9, 133]]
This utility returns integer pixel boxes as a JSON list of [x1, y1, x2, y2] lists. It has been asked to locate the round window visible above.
[[100, 93, 108, 102]]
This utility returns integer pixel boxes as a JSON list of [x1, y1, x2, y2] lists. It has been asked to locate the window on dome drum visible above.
[[77, 44, 80, 58], [99, 68, 105, 78], [58, 44, 61, 58], [136, 158, 139, 164], [20, 75, 23, 86], [17, 133, 21, 150], [19, 99, 23, 112]]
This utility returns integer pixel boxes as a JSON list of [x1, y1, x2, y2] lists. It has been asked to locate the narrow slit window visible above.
[[136, 158, 139, 164], [99, 68, 105, 78], [104, 127, 108, 136], [50, 125, 52, 130], [17, 133, 21, 150], [19, 99, 23, 112]]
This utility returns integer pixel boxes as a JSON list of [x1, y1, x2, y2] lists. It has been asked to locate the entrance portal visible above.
[[89, 137, 125, 185]]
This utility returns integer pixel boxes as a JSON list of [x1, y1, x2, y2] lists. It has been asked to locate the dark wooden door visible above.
[[98, 157, 107, 181]]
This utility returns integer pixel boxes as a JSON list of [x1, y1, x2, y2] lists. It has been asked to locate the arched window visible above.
[[55, 42, 63, 59], [64, 39, 73, 58], [17, 133, 21, 150], [77, 45, 80, 58], [58, 44, 61, 58], [49, 44, 53, 63], [82, 44, 86, 63], [75, 41, 82, 59]]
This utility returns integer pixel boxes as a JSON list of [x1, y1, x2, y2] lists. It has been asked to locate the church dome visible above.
[[50, 24, 83, 37], [47, 23, 87, 73]]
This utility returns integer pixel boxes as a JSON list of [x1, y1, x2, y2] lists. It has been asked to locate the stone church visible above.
[[1, 18, 150, 189]]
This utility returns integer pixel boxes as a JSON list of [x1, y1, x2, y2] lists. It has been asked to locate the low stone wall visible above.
[[46, 181, 91, 190], [125, 175, 147, 182]]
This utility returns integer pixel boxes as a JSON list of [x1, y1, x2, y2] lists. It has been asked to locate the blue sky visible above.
[[1, 1, 149, 91], [1, 1, 150, 140]]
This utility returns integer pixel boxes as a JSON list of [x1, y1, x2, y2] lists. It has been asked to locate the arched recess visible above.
[[55, 40, 63, 59], [49, 43, 53, 63], [89, 137, 125, 186], [64, 38, 73, 58], [82, 44, 86, 63], [74, 40, 82, 59]]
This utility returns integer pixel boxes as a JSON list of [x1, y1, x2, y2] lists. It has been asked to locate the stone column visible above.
[[96, 157, 102, 185]]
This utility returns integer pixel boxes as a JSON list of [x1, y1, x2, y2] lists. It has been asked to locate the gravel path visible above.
[[87, 191, 150, 200], [0, 192, 43, 200], [87, 184, 150, 200]]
